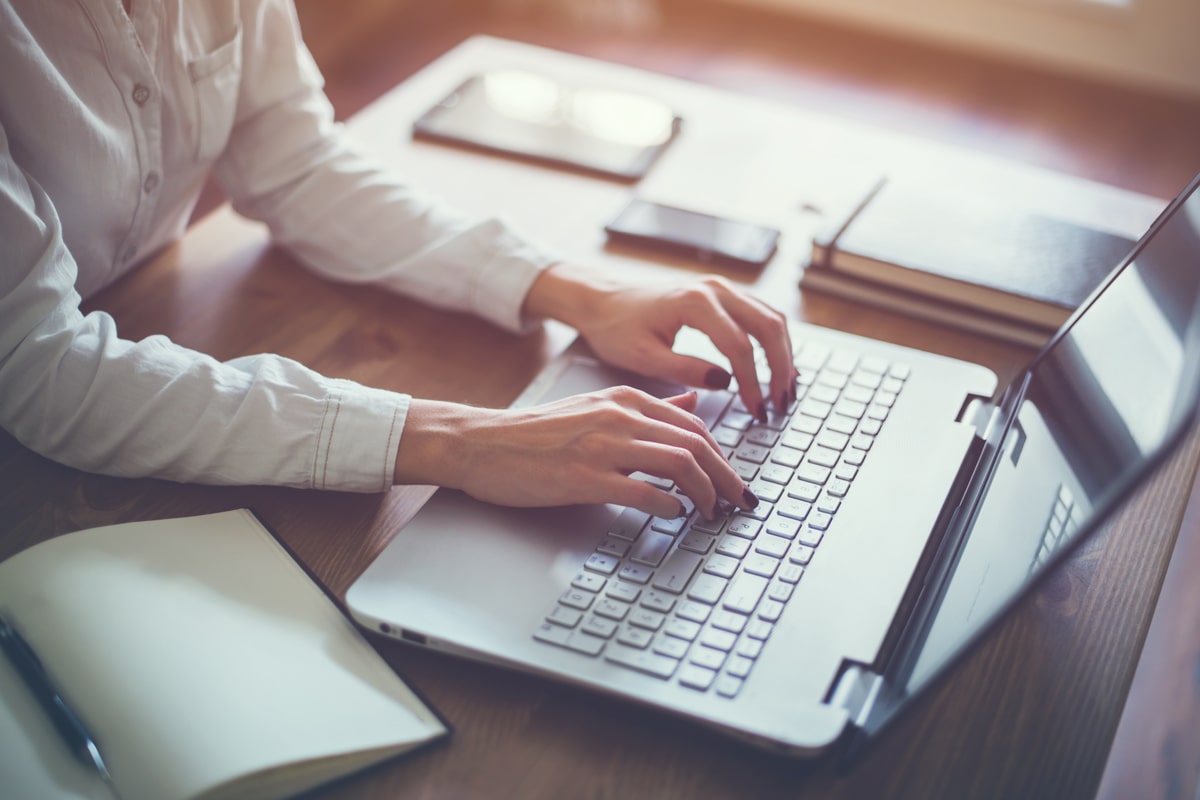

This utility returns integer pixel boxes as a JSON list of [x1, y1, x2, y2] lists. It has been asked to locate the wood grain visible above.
[[4, 15, 1199, 800]]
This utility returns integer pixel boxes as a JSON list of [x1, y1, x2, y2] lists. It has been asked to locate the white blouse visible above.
[[0, 0, 556, 492]]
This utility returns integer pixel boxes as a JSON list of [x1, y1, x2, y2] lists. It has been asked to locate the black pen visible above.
[[0, 613, 113, 784]]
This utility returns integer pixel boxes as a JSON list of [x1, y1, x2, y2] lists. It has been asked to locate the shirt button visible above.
[[143, 172, 159, 193], [132, 84, 151, 106]]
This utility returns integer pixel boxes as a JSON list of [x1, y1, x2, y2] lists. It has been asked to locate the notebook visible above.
[[347, 172, 1200, 757]]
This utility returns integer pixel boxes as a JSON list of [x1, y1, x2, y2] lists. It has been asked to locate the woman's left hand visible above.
[[523, 263, 797, 418]]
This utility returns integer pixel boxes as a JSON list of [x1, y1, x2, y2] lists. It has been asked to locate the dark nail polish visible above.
[[756, 402, 768, 423], [676, 502, 688, 519], [712, 501, 723, 519], [742, 487, 759, 508], [704, 367, 732, 390]]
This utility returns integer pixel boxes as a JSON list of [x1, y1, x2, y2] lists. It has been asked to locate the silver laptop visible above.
[[347, 173, 1200, 757]]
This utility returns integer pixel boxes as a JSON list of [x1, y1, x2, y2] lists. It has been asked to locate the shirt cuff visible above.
[[469, 220, 561, 333], [312, 379, 410, 492]]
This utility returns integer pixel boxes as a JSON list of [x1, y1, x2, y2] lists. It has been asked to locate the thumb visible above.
[[663, 390, 700, 413], [651, 351, 733, 393]]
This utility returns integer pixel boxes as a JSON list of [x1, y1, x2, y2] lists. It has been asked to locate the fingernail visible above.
[[711, 501, 722, 519], [742, 487, 759, 508], [756, 402, 768, 423], [778, 391, 789, 411], [676, 501, 688, 519], [704, 367, 732, 389]]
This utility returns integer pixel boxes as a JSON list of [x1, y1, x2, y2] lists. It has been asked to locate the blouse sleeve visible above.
[[0, 128, 408, 492], [213, 0, 559, 334]]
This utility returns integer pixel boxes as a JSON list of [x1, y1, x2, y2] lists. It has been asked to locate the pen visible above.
[[0, 613, 113, 784]]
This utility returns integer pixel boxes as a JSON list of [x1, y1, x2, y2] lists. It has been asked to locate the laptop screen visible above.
[[861, 174, 1200, 741]]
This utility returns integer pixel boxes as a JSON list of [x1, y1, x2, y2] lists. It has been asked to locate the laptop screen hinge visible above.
[[957, 395, 1001, 441], [830, 664, 885, 729]]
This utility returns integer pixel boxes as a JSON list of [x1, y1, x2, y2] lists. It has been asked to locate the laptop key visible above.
[[650, 516, 687, 536], [758, 600, 784, 622], [678, 664, 718, 691], [727, 654, 754, 678], [630, 530, 675, 566], [746, 619, 774, 641], [560, 588, 595, 611], [676, 601, 711, 624], [690, 645, 727, 671], [652, 549, 702, 593], [715, 674, 744, 699], [653, 635, 691, 660], [629, 609, 666, 630], [595, 598, 631, 621], [664, 618, 701, 641], [618, 563, 654, 584], [755, 534, 790, 558], [616, 626, 654, 649], [585, 553, 619, 575], [641, 589, 676, 613], [703, 554, 739, 579], [607, 582, 641, 603], [723, 573, 768, 615], [571, 572, 606, 592], [605, 642, 679, 679], [688, 574, 728, 605], [743, 554, 779, 579], [608, 508, 651, 540], [547, 606, 583, 627], [583, 617, 618, 639], [596, 537, 630, 558], [534, 622, 572, 646], [678, 531, 715, 554], [716, 536, 751, 558], [700, 628, 738, 652]]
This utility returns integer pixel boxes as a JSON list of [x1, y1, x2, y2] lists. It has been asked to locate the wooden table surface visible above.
[[1, 37, 1194, 800]]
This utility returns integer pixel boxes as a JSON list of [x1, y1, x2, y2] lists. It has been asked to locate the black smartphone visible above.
[[603, 198, 780, 269]]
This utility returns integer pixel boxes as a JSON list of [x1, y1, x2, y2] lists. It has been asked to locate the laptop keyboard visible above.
[[533, 339, 910, 698]]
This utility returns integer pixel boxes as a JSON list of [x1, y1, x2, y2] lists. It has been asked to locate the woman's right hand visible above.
[[393, 389, 758, 520]]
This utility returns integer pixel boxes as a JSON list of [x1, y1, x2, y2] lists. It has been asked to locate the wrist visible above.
[[392, 399, 484, 488], [521, 262, 620, 332]]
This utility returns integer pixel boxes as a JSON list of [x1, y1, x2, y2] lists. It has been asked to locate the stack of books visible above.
[[802, 176, 1138, 348]]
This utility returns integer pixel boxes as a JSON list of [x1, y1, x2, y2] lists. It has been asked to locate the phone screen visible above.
[[605, 199, 780, 268]]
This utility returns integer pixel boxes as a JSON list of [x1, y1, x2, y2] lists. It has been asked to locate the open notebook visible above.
[[0, 509, 447, 800]]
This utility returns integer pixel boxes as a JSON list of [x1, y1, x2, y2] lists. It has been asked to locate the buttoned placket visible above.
[[108, 0, 164, 269]]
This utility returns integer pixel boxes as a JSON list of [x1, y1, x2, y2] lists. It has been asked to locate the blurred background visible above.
[[196, 0, 1200, 219]]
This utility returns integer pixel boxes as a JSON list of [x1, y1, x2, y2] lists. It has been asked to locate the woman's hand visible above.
[[522, 263, 797, 418], [393, 391, 759, 520]]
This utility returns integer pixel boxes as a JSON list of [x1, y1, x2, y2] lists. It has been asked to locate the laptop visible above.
[[347, 172, 1200, 757]]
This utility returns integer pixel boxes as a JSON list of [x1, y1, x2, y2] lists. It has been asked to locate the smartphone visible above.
[[603, 198, 780, 269], [413, 71, 682, 181]]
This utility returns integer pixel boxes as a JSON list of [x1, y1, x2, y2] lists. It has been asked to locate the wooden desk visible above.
[[2, 37, 1193, 799]]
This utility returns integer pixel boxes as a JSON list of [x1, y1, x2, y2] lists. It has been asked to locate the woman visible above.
[[0, 0, 795, 522]]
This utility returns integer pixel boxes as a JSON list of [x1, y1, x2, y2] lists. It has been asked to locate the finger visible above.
[[638, 391, 724, 455], [622, 412, 754, 515], [674, 298, 768, 421], [663, 390, 699, 414], [597, 472, 690, 519], [643, 352, 739, 398], [598, 387, 755, 513], [705, 280, 796, 413]]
